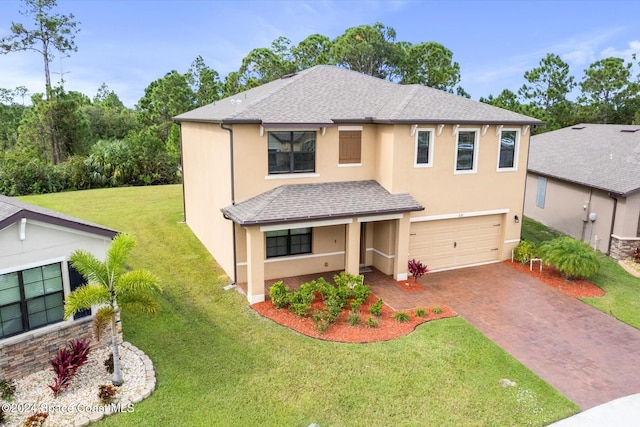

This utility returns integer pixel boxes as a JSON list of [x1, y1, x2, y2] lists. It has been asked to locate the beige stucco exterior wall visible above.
[[180, 122, 235, 279], [523, 173, 640, 252], [181, 121, 532, 299]]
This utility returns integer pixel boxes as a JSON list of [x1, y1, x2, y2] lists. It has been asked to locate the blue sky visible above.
[[1, 0, 639, 107]]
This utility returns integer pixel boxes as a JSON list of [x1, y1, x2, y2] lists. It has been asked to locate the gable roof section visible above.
[[528, 124, 640, 195], [221, 180, 424, 226], [0, 195, 118, 238], [175, 65, 542, 126]]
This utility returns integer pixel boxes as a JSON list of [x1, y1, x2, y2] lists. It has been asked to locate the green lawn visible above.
[[522, 216, 640, 329], [20, 186, 578, 426]]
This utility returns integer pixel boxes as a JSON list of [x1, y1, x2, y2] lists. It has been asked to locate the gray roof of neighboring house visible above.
[[528, 124, 640, 195], [175, 65, 543, 126], [0, 195, 118, 238], [221, 180, 424, 226]]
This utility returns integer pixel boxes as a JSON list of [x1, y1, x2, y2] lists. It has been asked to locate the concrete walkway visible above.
[[366, 262, 640, 411]]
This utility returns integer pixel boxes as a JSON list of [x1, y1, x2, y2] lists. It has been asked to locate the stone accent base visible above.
[[0, 312, 123, 380], [610, 235, 640, 261]]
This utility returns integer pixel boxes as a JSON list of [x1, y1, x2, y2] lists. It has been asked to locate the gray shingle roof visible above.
[[528, 124, 640, 195], [175, 65, 543, 126], [221, 180, 424, 226], [0, 195, 118, 238]]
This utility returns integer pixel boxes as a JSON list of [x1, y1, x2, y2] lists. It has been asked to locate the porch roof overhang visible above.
[[221, 180, 424, 226]]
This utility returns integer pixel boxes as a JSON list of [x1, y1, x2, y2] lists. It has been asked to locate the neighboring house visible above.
[[175, 65, 542, 303], [0, 195, 118, 378], [524, 124, 640, 259]]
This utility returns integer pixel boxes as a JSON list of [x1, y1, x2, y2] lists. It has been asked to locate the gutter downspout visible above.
[[220, 123, 237, 287], [177, 122, 187, 223], [607, 193, 618, 255]]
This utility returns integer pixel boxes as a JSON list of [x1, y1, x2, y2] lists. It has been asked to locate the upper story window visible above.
[[415, 129, 434, 167], [268, 131, 316, 174], [338, 129, 362, 165], [266, 228, 312, 258], [498, 129, 519, 170], [455, 129, 479, 173], [0, 263, 64, 339]]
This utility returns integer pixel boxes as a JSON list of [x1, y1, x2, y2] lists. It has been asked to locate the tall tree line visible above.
[[1, 1, 640, 196]]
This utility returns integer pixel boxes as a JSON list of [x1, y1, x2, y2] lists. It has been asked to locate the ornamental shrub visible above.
[[537, 236, 600, 280], [269, 281, 290, 309], [369, 298, 383, 316], [408, 259, 429, 280], [392, 311, 410, 322], [48, 338, 91, 397], [514, 240, 536, 264]]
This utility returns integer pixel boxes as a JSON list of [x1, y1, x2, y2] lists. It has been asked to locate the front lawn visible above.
[[522, 216, 640, 329], [20, 186, 578, 426]]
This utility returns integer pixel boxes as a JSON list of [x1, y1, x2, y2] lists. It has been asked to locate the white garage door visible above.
[[409, 215, 502, 271]]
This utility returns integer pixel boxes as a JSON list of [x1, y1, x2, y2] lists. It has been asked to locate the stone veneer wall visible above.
[[609, 235, 640, 261], [0, 313, 122, 380]]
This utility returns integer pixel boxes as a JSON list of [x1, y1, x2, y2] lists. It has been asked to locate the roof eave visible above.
[[221, 205, 425, 227], [0, 211, 118, 238], [528, 170, 630, 197]]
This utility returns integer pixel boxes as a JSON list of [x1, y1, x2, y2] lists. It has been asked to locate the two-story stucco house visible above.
[[175, 65, 542, 303]]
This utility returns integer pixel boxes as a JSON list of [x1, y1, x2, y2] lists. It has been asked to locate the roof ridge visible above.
[[387, 85, 421, 120]]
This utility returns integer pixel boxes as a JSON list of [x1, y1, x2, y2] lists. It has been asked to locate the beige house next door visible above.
[[409, 215, 502, 270]]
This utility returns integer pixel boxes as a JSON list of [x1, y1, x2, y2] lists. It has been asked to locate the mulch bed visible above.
[[251, 293, 456, 343], [396, 279, 425, 292], [505, 260, 605, 298]]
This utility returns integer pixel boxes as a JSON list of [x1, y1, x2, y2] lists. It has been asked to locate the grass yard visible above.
[[522, 216, 640, 329], [20, 186, 578, 426]]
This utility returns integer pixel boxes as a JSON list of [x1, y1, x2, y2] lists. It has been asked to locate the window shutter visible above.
[[339, 131, 361, 164]]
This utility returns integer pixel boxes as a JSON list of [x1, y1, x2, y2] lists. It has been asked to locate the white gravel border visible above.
[[1, 342, 155, 427]]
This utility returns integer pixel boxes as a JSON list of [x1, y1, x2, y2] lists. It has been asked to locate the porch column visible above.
[[245, 226, 265, 303], [393, 215, 410, 281], [345, 220, 361, 276]]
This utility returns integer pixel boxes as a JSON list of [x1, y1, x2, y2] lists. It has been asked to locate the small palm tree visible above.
[[64, 233, 161, 386]]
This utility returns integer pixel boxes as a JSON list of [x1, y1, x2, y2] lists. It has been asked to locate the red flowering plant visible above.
[[407, 259, 429, 283]]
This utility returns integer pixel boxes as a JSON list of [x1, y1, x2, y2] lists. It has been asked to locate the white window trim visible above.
[[265, 173, 320, 180], [454, 128, 480, 175], [496, 128, 520, 172], [414, 128, 434, 168], [338, 125, 363, 131]]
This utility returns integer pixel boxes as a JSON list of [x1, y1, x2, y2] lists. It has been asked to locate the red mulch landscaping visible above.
[[251, 293, 456, 343], [505, 260, 605, 298], [395, 279, 425, 292]]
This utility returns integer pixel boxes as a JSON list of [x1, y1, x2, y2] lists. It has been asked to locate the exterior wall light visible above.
[[514, 215, 520, 223]]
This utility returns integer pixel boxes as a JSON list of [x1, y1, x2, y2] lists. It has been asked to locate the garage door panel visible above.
[[409, 215, 502, 270]]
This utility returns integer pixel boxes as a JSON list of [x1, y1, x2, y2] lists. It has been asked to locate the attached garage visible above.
[[409, 214, 503, 271]]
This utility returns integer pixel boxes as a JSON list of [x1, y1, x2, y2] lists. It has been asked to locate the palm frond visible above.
[[118, 292, 160, 314], [93, 306, 115, 341], [115, 270, 162, 296], [69, 250, 109, 284], [106, 233, 136, 274], [64, 284, 111, 320]]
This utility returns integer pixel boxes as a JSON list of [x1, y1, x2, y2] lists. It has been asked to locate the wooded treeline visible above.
[[1, 1, 639, 196]]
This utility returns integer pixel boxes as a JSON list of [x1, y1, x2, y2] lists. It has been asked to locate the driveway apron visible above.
[[380, 262, 640, 410]]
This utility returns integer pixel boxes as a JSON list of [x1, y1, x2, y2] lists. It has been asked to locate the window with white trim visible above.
[[266, 228, 312, 258], [498, 129, 519, 170], [0, 263, 64, 339], [455, 130, 478, 173], [415, 129, 434, 167], [268, 131, 316, 174]]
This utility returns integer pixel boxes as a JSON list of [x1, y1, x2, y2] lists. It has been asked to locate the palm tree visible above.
[[64, 233, 161, 386]]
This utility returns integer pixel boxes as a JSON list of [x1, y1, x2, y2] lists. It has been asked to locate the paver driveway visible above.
[[369, 262, 640, 410]]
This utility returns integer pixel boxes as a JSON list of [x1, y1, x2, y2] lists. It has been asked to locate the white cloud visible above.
[[600, 40, 640, 61]]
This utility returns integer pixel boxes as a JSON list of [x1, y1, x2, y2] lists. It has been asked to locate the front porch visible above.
[[237, 267, 439, 310]]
